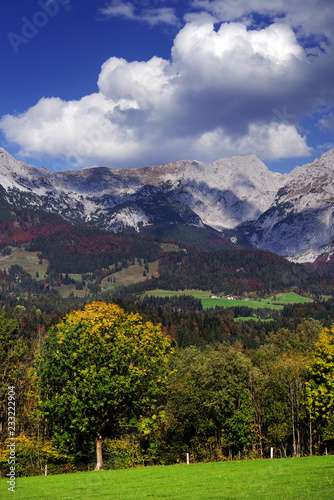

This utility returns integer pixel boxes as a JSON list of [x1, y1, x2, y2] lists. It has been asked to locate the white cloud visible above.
[[319, 111, 334, 131], [191, 123, 311, 162], [0, 93, 142, 163], [171, 19, 305, 82], [99, 1, 179, 27], [1, 11, 332, 169], [99, 1, 135, 21], [97, 56, 174, 108], [140, 7, 180, 27], [191, 0, 334, 48]]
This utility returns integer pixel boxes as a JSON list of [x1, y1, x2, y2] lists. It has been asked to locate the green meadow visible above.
[[145, 290, 314, 310], [2, 456, 333, 499], [100, 260, 160, 290], [0, 247, 49, 280]]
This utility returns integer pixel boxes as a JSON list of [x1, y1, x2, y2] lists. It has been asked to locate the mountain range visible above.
[[1, 147, 333, 264]]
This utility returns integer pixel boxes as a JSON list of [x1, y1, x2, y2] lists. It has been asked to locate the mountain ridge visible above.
[[0, 148, 284, 229], [247, 148, 334, 263], [1, 147, 334, 263]]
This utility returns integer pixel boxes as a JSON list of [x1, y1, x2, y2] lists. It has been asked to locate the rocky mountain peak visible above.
[[248, 150, 334, 263], [1, 147, 334, 263]]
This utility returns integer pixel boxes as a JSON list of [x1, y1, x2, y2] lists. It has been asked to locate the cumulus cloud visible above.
[[191, 123, 311, 163], [1, 6, 333, 169], [97, 56, 174, 108], [191, 0, 334, 44]]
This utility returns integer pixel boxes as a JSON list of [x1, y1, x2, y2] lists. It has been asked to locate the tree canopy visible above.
[[305, 325, 334, 447], [37, 301, 173, 467]]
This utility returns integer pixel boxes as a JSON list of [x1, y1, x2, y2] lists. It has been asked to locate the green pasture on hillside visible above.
[[2, 456, 333, 499], [145, 289, 211, 299], [145, 290, 314, 310], [201, 297, 285, 310], [235, 317, 274, 322], [0, 247, 49, 280], [100, 260, 159, 291], [272, 292, 314, 304], [160, 243, 182, 253]]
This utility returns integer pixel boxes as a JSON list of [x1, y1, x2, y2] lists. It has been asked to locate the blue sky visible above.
[[0, 0, 333, 173]]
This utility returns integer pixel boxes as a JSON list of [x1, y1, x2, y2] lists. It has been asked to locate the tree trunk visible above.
[[291, 405, 296, 457], [309, 421, 312, 456], [258, 424, 263, 458], [94, 434, 104, 471], [296, 419, 300, 457]]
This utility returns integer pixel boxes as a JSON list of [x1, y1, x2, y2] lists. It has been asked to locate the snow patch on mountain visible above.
[[105, 205, 151, 231], [1, 147, 334, 262], [248, 148, 334, 262], [0, 148, 284, 229]]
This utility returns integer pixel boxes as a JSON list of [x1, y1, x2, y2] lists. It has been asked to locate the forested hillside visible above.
[[0, 198, 71, 246], [27, 225, 161, 274], [156, 248, 334, 295], [1, 201, 334, 478]]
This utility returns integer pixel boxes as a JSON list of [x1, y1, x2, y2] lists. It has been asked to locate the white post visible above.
[[186, 453, 189, 465], [45, 464, 47, 476], [270, 447, 274, 459], [325, 447, 328, 456]]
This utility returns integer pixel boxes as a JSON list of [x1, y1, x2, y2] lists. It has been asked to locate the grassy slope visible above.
[[0, 247, 49, 280], [101, 261, 160, 291], [3, 456, 334, 499], [235, 317, 274, 322], [145, 290, 314, 310], [0, 248, 160, 298], [55, 262, 160, 298]]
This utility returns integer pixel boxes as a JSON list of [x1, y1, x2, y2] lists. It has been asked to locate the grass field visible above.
[[54, 284, 90, 299], [160, 243, 182, 253], [2, 456, 333, 499], [54, 261, 159, 298], [145, 290, 314, 311], [0, 247, 49, 280], [101, 261, 159, 291], [145, 289, 211, 299], [0, 248, 161, 298], [272, 292, 314, 304], [235, 317, 274, 322]]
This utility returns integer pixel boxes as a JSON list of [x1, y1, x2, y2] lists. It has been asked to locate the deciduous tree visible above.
[[37, 301, 173, 470], [305, 325, 334, 454]]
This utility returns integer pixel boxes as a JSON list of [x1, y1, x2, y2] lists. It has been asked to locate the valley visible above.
[[2, 1, 334, 494], [1, 148, 334, 481]]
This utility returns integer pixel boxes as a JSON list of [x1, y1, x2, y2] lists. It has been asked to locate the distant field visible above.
[[272, 292, 314, 304], [101, 261, 159, 290], [201, 297, 285, 310], [145, 290, 313, 310], [202, 292, 314, 311], [54, 284, 89, 299], [235, 317, 274, 322], [0, 249, 160, 297], [160, 243, 182, 253], [145, 289, 211, 299], [54, 261, 159, 297], [3, 456, 334, 499], [0, 247, 48, 279]]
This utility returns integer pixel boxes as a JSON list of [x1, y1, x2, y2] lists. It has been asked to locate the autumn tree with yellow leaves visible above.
[[305, 325, 334, 454], [36, 302, 173, 470]]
